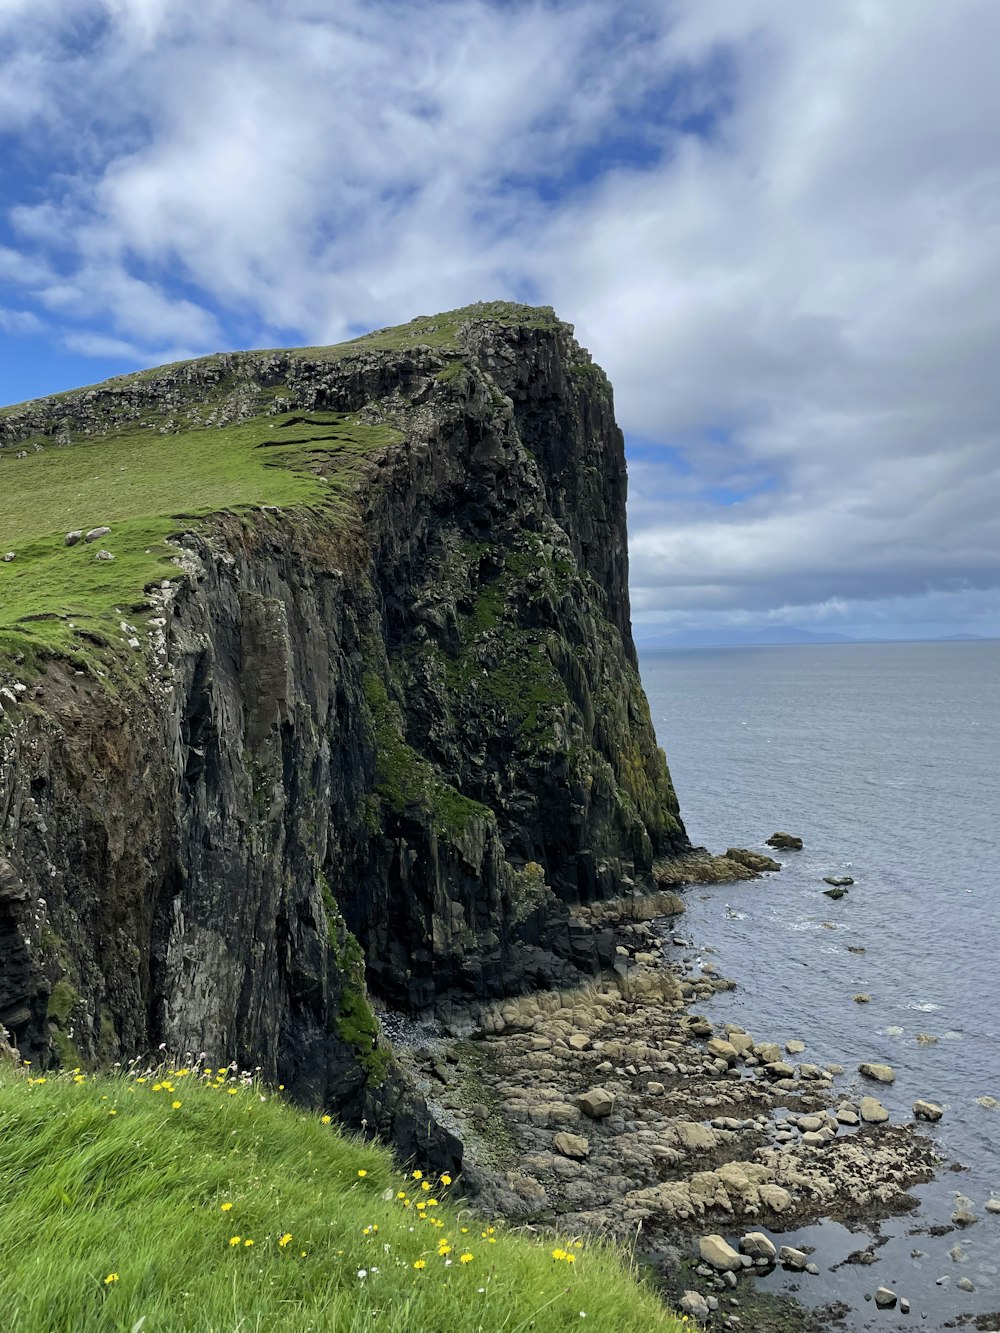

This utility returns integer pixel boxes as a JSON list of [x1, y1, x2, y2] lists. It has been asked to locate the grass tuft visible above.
[[0, 1061, 683, 1332]]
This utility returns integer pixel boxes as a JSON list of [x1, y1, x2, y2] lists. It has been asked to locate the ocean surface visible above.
[[639, 641, 1000, 1331]]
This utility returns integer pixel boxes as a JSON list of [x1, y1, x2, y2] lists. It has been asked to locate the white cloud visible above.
[[0, 0, 997, 633]]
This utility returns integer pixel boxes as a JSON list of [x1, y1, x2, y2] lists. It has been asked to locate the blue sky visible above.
[[2, 0, 999, 639]]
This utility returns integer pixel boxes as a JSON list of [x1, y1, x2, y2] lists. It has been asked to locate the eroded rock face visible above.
[[0, 306, 689, 1163]]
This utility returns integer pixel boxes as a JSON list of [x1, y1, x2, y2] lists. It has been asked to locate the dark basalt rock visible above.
[[0, 305, 689, 1165]]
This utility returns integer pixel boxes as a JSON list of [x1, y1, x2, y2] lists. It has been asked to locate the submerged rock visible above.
[[823, 876, 854, 886], [859, 1062, 896, 1084], [913, 1100, 944, 1122], [766, 832, 803, 850]]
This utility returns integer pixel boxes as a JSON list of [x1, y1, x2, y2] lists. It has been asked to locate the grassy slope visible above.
[[0, 412, 396, 676], [0, 1063, 684, 1333]]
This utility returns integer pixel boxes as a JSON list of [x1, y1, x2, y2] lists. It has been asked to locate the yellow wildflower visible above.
[[420, 1180, 430, 1191], [227, 1088, 238, 1096], [412, 1169, 423, 1180], [460, 1252, 473, 1264], [244, 1239, 254, 1248], [321, 1114, 332, 1124], [438, 1243, 452, 1256], [220, 1202, 234, 1212], [357, 1169, 367, 1178], [413, 1259, 426, 1270], [229, 1237, 241, 1247], [552, 1248, 567, 1261], [278, 1234, 292, 1248], [396, 1191, 407, 1200], [566, 1253, 576, 1264], [103, 1273, 119, 1285], [171, 1100, 182, 1109]]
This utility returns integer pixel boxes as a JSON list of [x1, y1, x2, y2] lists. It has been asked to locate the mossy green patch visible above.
[[363, 671, 491, 839], [45, 979, 80, 1026]]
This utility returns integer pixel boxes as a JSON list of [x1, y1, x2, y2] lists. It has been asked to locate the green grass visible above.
[[0, 412, 397, 676], [0, 1062, 684, 1332]]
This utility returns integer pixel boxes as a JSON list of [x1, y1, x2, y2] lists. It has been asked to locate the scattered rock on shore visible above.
[[578, 1087, 614, 1119], [699, 1234, 742, 1272], [766, 832, 803, 850], [680, 1290, 711, 1320], [860, 1096, 890, 1124], [913, 1100, 944, 1122], [740, 1232, 777, 1262], [874, 1287, 897, 1309], [859, 1062, 896, 1084]]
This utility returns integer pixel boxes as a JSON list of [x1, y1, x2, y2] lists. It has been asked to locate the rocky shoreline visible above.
[[388, 869, 942, 1330]]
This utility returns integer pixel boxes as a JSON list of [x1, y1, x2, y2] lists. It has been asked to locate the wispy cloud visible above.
[[0, 0, 997, 635]]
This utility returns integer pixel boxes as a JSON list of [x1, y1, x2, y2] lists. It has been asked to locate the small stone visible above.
[[553, 1131, 590, 1160], [779, 1246, 808, 1271], [65, 530, 83, 546], [916, 1032, 938, 1044], [94, 550, 115, 561], [859, 1096, 890, 1124], [854, 993, 872, 1003], [567, 1033, 591, 1051], [2, 552, 14, 562], [957, 1277, 975, 1292], [836, 1108, 860, 1126], [859, 1062, 895, 1083], [951, 1206, 977, 1226], [913, 1100, 943, 1122], [949, 1245, 966, 1262], [805, 1263, 820, 1275], [899, 1298, 910, 1314], [85, 526, 112, 542], [985, 1198, 1000, 1213], [739, 1232, 776, 1263], [680, 1291, 710, 1321], [578, 1087, 615, 1119], [646, 1081, 665, 1095], [874, 1287, 897, 1309], [699, 1235, 742, 1272]]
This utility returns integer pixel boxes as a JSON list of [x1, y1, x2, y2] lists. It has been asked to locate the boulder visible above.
[[553, 1131, 590, 1160], [698, 1234, 742, 1272], [567, 1033, 591, 1051], [578, 1087, 615, 1119], [985, 1199, 1000, 1214], [85, 525, 112, 542], [859, 1096, 889, 1124], [785, 1040, 806, 1054], [859, 1062, 895, 1084], [679, 1290, 710, 1320], [913, 1100, 943, 1122], [854, 993, 871, 1003], [65, 530, 83, 546], [779, 1246, 808, 1271], [823, 886, 848, 900], [739, 1232, 777, 1263], [874, 1287, 897, 1309], [823, 876, 854, 886], [766, 832, 803, 850], [707, 1037, 738, 1064], [2, 552, 14, 562]]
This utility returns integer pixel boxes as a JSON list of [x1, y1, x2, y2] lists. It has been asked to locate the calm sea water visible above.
[[640, 642, 1000, 1330]]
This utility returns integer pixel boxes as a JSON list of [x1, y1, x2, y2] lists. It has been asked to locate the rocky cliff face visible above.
[[0, 303, 688, 1160]]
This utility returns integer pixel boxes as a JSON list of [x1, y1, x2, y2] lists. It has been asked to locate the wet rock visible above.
[[805, 1262, 820, 1275], [578, 1087, 615, 1119], [874, 1287, 897, 1309], [785, 1040, 806, 1054], [854, 993, 872, 1003], [739, 1232, 777, 1263], [779, 1245, 808, 1271], [84, 525, 112, 542], [951, 1205, 977, 1226], [725, 848, 781, 873], [913, 1100, 943, 1122], [836, 1108, 860, 1126], [823, 886, 848, 900], [859, 1096, 890, 1124], [823, 876, 854, 886], [916, 1032, 938, 1044], [985, 1198, 1000, 1213], [707, 1038, 739, 1064], [553, 1131, 590, 1160], [957, 1277, 975, 1292], [976, 1095, 999, 1109], [859, 1062, 895, 1083], [766, 832, 803, 850], [699, 1234, 742, 1272], [899, 1298, 910, 1314]]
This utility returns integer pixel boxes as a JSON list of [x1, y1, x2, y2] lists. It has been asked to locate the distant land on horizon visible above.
[[634, 627, 994, 649]]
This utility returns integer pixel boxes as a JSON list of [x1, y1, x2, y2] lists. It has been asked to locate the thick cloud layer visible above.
[[1, 1, 997, 636]]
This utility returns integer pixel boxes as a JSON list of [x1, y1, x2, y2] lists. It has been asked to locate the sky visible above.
[[1, 0, 998, 641]]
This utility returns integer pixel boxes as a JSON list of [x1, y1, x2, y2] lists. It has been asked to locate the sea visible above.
[[639, 641, 1000, 1331]]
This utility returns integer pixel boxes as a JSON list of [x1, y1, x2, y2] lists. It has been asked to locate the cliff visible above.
[[0, 302, 688, 1162]]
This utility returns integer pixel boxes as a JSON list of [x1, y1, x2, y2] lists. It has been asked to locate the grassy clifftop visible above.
[[0, 1060, 683, 1333]]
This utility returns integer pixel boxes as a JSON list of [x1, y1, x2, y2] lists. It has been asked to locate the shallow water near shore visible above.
[[641, 641, 1000, 1330]]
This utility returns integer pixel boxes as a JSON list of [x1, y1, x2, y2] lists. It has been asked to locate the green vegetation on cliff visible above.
[[0, 1062, 683, 1333], [0, 411, 397, 676]]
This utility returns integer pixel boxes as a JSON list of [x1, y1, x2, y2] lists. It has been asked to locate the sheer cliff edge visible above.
[[0, 302, 689, 1161]]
